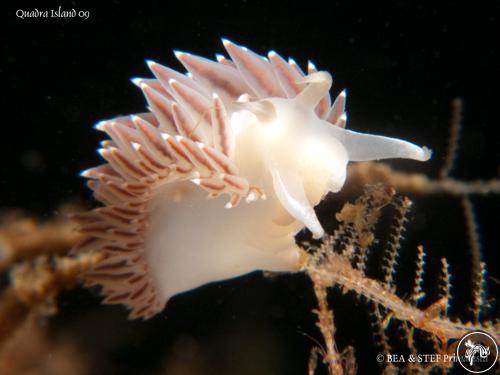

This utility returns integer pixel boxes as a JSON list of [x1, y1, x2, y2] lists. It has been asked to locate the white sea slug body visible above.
[[74, 39, 431, 319]]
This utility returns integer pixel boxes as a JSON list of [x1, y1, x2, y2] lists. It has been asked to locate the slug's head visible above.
[[235, 71, 431, 240], [255, 96, 349, 200], [234, 72, 350, 239]]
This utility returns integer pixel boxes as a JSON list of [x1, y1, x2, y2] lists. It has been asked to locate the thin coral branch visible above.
[[308, 251, 499, 344], [410, 245, 426, 305], [369, 304, 396, 373], [308, 346, 323, 375], [0, 206, 90, 352], [0, 204, 83, 271], [310, 273, 345, 375], [424, 178, 500, 195], [0, 288, 30, 350], [334, 184, 394, 271], [439, 98, 463, 179], [0, 251, 103, 352], [347, 162, 500, 196], [437, 258, 452, 317], [461, 196, 489, 323], [382, 196, 411, 290]]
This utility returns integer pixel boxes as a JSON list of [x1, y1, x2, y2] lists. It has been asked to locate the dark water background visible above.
[[2, 1, 499, 374]]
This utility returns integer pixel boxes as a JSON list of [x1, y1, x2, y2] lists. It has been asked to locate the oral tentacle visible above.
[[269, 156, 324, 239], [327, 124, 432, 162]]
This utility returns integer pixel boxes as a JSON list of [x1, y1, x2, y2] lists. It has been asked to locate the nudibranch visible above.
[[74, 39, 431, 319]]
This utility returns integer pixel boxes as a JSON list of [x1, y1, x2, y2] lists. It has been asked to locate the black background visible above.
[[2, 1, 499, 374]]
